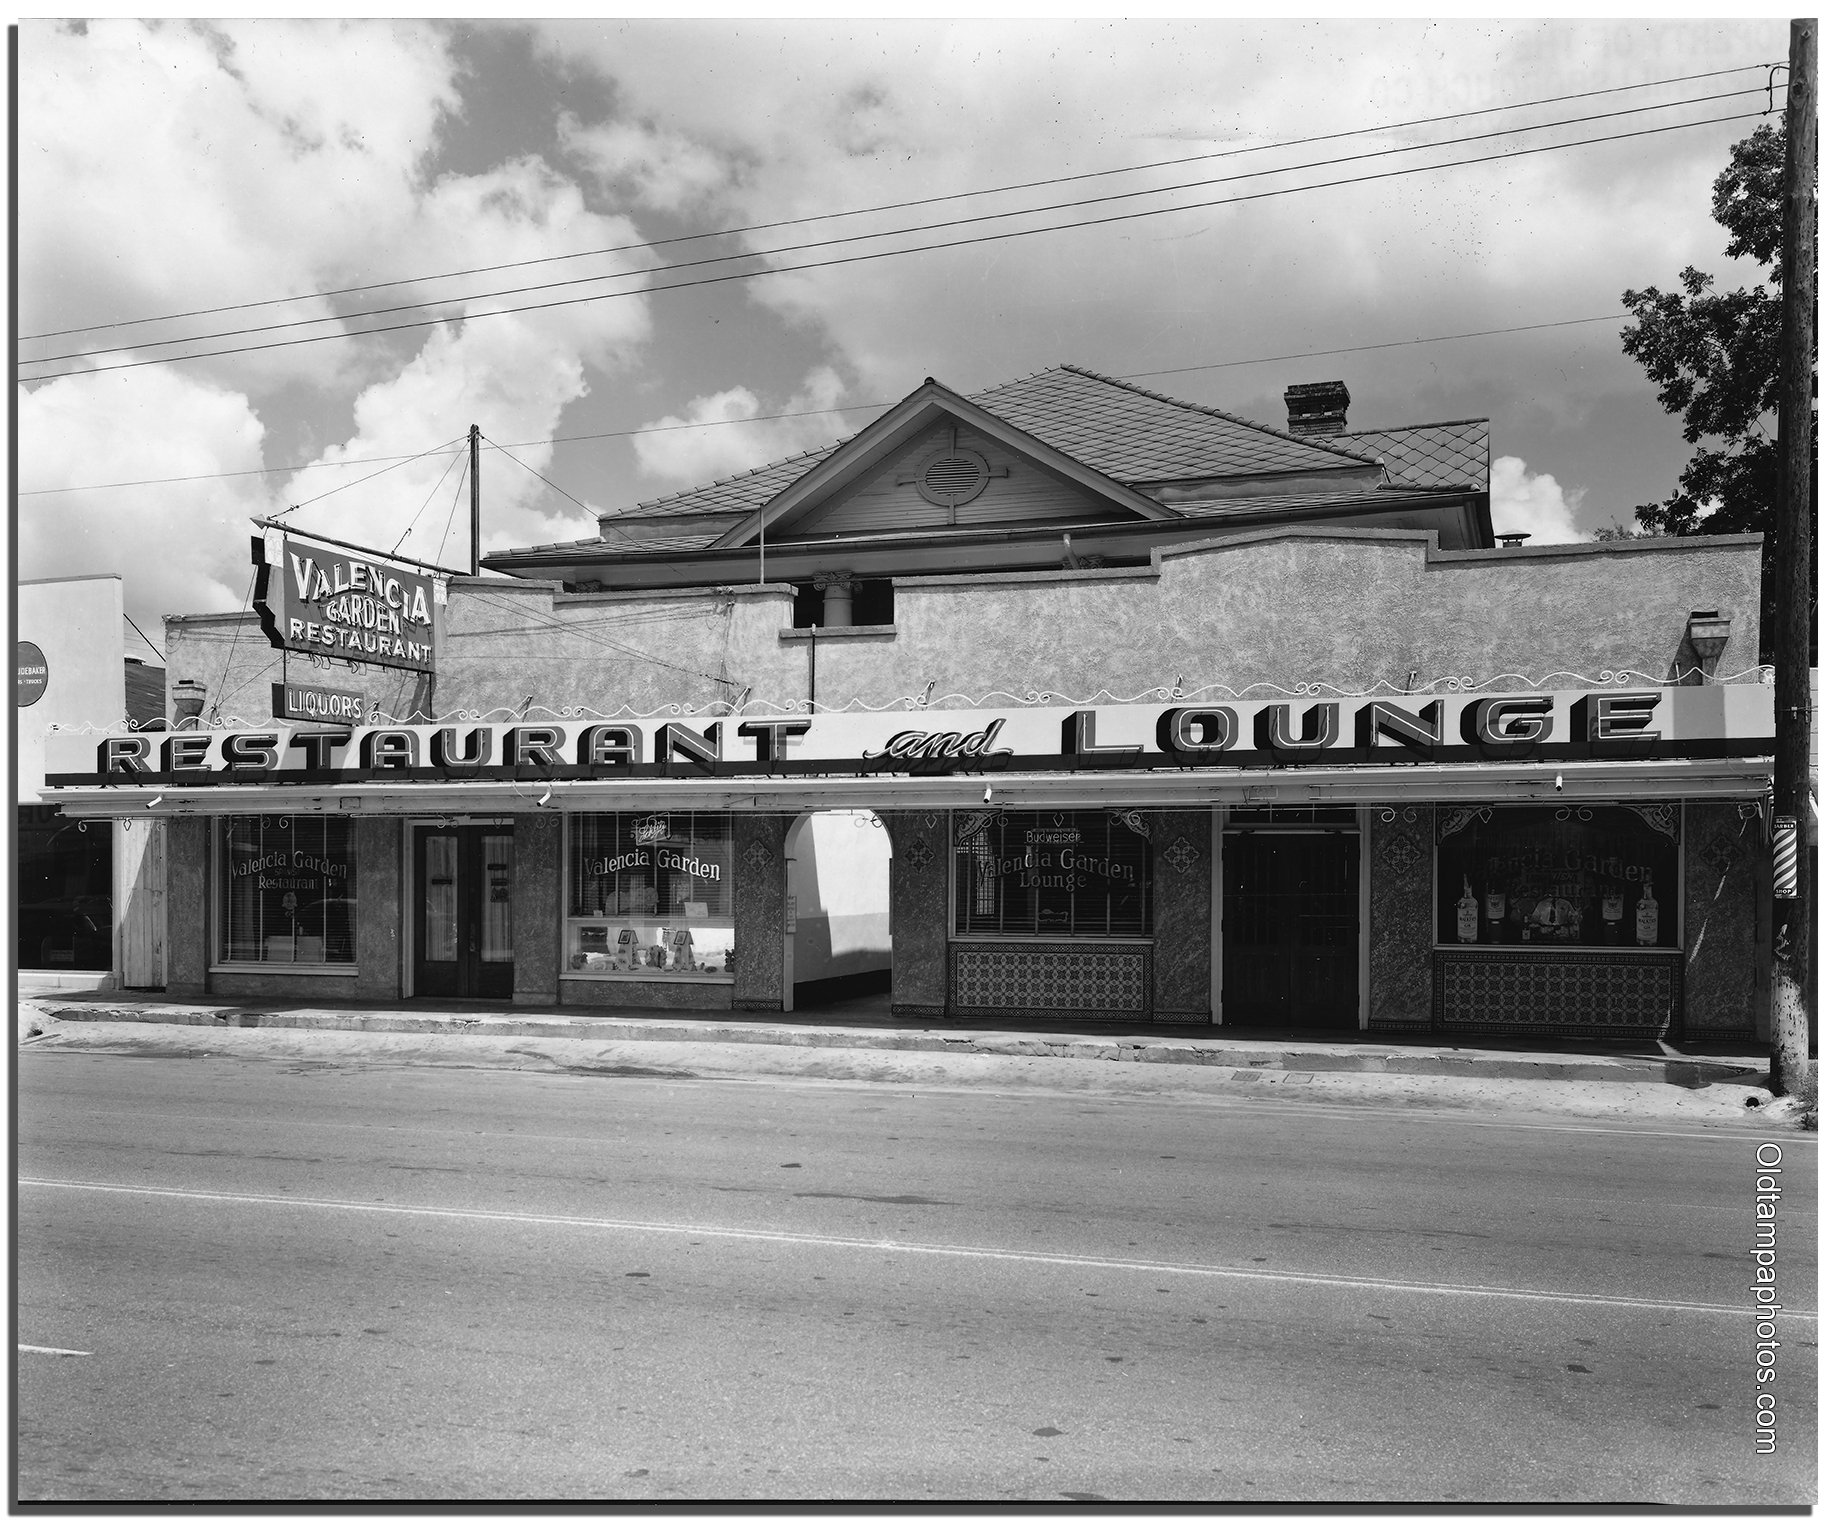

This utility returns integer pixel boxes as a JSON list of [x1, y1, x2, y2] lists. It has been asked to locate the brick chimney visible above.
[[1284, 380, 1350, 437]]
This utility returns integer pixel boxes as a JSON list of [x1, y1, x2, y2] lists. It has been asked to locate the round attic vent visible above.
[[915, 447, 992, 508]]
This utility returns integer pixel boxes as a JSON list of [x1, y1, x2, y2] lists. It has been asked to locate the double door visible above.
[[414, 825, 514, 999], [1219, 831, 1360, 1029]]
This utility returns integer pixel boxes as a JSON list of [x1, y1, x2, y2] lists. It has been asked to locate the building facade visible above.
[[19, 573, 167, 985], [43, 369, 1775, 1037]]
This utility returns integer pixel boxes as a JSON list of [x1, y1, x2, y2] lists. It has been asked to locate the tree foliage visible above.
[[1620, 120, 1814, 661], [1619, 122, 1791, 539]]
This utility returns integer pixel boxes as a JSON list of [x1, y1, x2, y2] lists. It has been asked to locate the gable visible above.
[[783, 421, 1133, 538]]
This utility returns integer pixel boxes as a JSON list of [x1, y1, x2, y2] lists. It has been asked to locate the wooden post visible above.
[[469, 423, 481, 577], [1771, 18, 1816, 1095]]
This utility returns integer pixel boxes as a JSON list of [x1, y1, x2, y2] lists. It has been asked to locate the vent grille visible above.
[[915, 448, 991, 508]]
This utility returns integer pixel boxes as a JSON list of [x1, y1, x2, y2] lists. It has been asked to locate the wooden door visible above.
[[1219, 832, 1360, 1029], [414, 825, 514, 999]]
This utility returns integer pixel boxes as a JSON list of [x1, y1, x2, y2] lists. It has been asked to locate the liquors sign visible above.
[[252, 530, 439, 675]]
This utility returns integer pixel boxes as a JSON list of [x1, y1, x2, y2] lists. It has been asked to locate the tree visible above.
[[1619, 121, 1814, 659]]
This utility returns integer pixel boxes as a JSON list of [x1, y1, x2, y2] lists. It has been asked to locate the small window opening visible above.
[[853, 579, 894, 626], [792, 583, 823, 628]]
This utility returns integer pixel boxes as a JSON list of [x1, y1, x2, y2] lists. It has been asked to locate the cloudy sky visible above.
[[17, 17, 1785, 652]]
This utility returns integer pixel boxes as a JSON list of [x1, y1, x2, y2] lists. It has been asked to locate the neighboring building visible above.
[[43, 369, 1775, 1038], [18, 574, 166, 985]]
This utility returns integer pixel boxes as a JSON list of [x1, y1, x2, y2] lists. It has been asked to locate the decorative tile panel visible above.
[[952, 943, 1150, 1017], [1163, 835, 1200, 875], [1377, 829, 1424, 877], [742, 838, 775, 871], [902, 838, 937, 870], [1434, 950, 1678, 1036]]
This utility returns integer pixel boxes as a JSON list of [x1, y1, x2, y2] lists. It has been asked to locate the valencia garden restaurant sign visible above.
[[251, 530, 439, 675], [47, 687, 1772, 788]]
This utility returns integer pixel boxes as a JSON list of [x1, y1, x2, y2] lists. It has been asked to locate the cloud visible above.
[[559, 112, 737, 213], [1490, 456, 1588, 544], [18, 21, 658, 610], [19, 364, 275, 629], [530, 16, 1776, 523], [630, 368, 851, 489]]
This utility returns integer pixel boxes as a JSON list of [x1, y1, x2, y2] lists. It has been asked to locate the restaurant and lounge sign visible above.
[[47, 687, 1773, 788], [252, 530, 439, 675]]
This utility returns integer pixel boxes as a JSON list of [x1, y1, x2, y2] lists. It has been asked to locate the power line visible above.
[[20, 86, 1768, 367], [19, 60, 1778, 344], [16, 107, 1767, 386], [10, 311, 1642, 500], [123, 613, 166, 663], [281, 433, 468, 516]]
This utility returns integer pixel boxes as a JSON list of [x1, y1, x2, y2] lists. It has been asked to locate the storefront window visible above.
[[953, 809, 1152, 937], [1435, 805, 1679, 949], [220, 815, 356, 964], [17, 806, 112, 970], [566, 812, 734, 977]]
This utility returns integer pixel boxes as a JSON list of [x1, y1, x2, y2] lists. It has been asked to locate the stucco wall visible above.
[[19, 575, 127, 801], [160, 531, 1763, 731], [822, 532, 1764, 708]]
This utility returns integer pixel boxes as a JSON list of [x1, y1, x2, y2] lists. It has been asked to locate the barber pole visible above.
[[1772, 814, 1800, 899]]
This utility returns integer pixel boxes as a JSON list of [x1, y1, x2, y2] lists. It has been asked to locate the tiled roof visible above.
[[606, 448, 838, 521], [1174, 486, 1462, 521], [1344, 420, 1489, 491], [501, 485, 1460, 564], [592, 365, 1384, 528], [971, 365, 1384, 479]]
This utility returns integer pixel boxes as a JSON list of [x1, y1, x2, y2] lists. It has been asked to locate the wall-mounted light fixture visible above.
[[537, 787, 553, 807], [1686, 608, 1732, 678], [146, 794, 164, 809]]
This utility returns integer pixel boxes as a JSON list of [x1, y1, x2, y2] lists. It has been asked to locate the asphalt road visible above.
[[16, 1045, 1818, 1504]]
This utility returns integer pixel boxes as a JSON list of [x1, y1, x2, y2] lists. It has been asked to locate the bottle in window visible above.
[[1483, 887, 1506, 942], [1601, 888, 1625, 945], [1635, 882, 1659, 946], [1456, 876, 1479, 944]]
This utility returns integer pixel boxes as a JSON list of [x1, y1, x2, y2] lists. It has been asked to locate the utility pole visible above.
[[1771, 17, 1816, 1095], [469, 423, 482, 577]]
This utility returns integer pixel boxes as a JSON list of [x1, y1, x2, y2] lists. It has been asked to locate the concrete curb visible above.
[[25, 999, 1768, 1091]]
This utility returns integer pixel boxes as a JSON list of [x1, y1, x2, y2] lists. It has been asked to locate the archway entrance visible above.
[[783, 809, 892, 1012]]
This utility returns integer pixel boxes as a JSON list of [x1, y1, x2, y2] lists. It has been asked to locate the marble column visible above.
[[1149, 810, 1212, 1022], [1367, 805, 1434, 1029], [732, 813, 790, 1011], [883, 810, 949, 1019], [512, 812, 562, 1006]]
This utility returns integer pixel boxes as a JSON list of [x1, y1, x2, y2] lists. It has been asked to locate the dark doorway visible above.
[[414, 824, 514, 999], [1219, 831, 1360, 1028]]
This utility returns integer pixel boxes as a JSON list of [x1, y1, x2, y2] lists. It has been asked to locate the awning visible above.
[[45, 755, 1773, 819]]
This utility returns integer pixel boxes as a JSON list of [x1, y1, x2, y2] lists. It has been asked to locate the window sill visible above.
[[949, 934, 1154, 945], [779, 624, 897, 642], [561, 971, 735, 984], [1432, 944, 1680, 954], [210, 963, 359, 976]]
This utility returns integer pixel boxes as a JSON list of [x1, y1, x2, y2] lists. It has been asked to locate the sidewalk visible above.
[[17, 978, 1773, 1091]]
